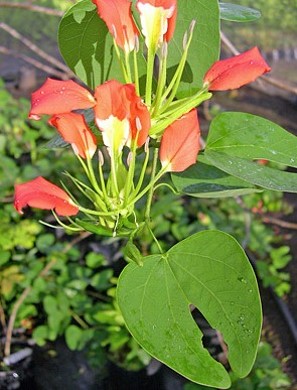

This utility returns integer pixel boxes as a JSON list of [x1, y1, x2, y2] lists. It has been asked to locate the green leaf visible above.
[[91, 269, 113, 290], [167, 0, 220, 97], [117, 231, 262, 388], [220, 3, 261, 22], [123, 241, 143, 266], [74, 219, 113, 236], [33, 325, 48, 346], [85, 252, 106, 268], [43, 134, 69, 150], [58, 0, 146, 89], [205, 112, 297, 193], [58, 0, 220, 96], [171, 154, 261, 198], [65, 325, 83, 351], [0, 250, 10, 266], [205, 151, 297, 193], [36, 233, 55, 253], [58, 0, 119, 89], [206, 113, 297, 168], [43, 296, 57, 314]]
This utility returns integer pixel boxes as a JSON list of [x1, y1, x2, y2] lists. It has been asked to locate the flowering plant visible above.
[[13, 0, 297, 387]]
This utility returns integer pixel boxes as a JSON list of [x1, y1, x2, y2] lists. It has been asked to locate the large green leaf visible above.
[[220, 3, 261, 22], [117, 231, 262, 388], [166, 0, 220, 97], [204, 112, 297, 192], [204, 151, 297, 193], [58, 0, 220, 95], [206, 113, 297, 168], [171, 154, 261, 198], [58, 0, 123, 89]]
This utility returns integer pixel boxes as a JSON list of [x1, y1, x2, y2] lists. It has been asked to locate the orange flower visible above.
[[159, 109, 200, 172], [92, 0, 139, 52], [137, 0, 177, 51], [14, 177, 79, 216], [49, 113, 97, 159], [203, 47, 271, 91], [94, 80, 150, 153], [29, 78, 96, 120]]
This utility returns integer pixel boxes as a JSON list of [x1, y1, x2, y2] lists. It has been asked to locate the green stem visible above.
[[113, 38, 129, 82], [86, 155, 102, 195], [125, 51, 132, 82], [98, 153, 108, 201], [159, 22, 196, 112], [150, 91, 212, 137], [152, 42, 167, 116], [145, 46, 155, 107], [124, 142, 137, 206], [145, 148, 159, 221], [132, 145, 150, 198], [110, 151, 120, 196], [146, 224, 163, 254]]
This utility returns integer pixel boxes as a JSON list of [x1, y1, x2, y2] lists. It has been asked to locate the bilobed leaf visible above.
[[205, 112, 297, 192], [118, 231, 262, 388], [220, 3, 261, 22], [171, 154, 261, 197], [166, 0, 220, 97]]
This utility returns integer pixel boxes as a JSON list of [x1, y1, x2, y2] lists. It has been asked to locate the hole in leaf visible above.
[[190, 304, 229, 368]]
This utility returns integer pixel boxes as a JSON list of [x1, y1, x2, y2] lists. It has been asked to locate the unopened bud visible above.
[[111, 24, 117, 40], [189, 20, 197, 35], [135, 116, 142, 131], [98, 150, 104, 166], [144, 137, 150, 153], [161, 42, 168, 59], [127, 151, 133, 167], [134, 35, 139, 52]]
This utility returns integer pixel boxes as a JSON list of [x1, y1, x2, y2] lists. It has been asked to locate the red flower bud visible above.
[[29, 78, 96, 120], [14, 177, 79, 216], [49, 113, 97, 159], [160, 109, 200, 172], [92, 0, 139, 53], [203, 47, 271, 91]]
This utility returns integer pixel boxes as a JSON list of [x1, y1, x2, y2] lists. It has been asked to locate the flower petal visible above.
[[29, 78, 96, 120], [137, 0, 177, 50], [94, 80, 150, 150], [49, 113, 97, 159], [14, 177, 79, 216], [92, 0, 139, 52], [203, 47, 271, 91], [159, 109, 200, 172], [124, 84, 151, 147]]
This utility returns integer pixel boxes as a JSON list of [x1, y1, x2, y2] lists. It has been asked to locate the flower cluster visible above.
[[14, 0, 270, 236]]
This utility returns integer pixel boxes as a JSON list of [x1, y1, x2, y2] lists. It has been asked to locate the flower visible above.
[[29, 78, 96, 120], [159, 109, 200, 172], [14, 177, 79, 216], [48, 113, 97, 159], [136, 0, 177, 51], [203, 47, 271, 91], [94, 80, 150, 153], [92, 0, 139, 53]]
